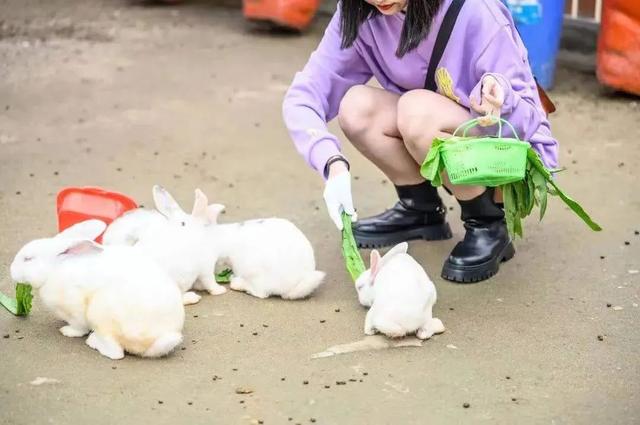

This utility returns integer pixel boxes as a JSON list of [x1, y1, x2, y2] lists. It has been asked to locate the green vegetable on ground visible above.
[[341, 212, 366, 282], [0, 282, 33, 316], [215, 268, 233, 284]]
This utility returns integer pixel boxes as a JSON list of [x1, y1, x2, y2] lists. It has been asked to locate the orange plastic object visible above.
[[56, 187, 138, 243], [597, 0, 640, 95], [243, 0, 320, 31]]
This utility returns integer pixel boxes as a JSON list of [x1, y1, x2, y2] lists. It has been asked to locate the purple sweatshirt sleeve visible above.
[[282, 10, 373, 176], [469, 25, 558, 168]]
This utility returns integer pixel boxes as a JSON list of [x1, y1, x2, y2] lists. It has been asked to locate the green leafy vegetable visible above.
[[215, 269, 233, 284], [420, 138, 446, 187], [341, 212, 366, 282], [500, 148, 602, 237], [422, 139, 602, 239], [526, 149, 602, 232], [0, 282, 33, 316], [531, 168, 547, 219]]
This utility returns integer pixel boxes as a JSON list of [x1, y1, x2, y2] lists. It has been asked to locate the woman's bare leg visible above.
[[394, 89, 513, 284], [338, 85, 451, 248], [338, 85, 423, 185], [396, 89, 486, 201]]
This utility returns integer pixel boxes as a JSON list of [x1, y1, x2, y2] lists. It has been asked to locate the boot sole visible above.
[[441, 241, 516, 284], [354, 223, 453, 249]]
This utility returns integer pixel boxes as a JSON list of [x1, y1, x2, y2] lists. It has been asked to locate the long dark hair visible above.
[[340, 0, 445, 57]]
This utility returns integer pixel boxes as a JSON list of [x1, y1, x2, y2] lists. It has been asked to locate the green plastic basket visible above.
[[441, 118, 530, 187]]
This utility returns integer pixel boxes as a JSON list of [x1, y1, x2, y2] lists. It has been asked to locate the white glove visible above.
[[323, 171, 357, 230]]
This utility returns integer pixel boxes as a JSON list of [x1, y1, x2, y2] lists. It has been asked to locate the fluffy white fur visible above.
[[102, 208, 167, 246], [10, 220, 185, 360], [103, 186, 324, 301], [104, 186, 227, 305], [206, 216, 325, 300], [355, 242, 445, 340]]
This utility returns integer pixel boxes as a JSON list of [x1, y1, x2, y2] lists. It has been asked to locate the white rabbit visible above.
[[102, 208, 167, 246], [203, 202, 325, 300], [10, 219, 185, 360], [354, 242, 445, 340], [132, 185, 227, 305]]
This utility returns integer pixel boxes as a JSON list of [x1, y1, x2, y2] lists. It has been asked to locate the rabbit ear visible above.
[[153, 185, 184, 218], [56, 219, 106, 241], [58, 239, 104, 256], [380, 242, 408, 266], [206, 204, 225, 224], [192, 189, 209, 219], [370, 249, 381, 280]]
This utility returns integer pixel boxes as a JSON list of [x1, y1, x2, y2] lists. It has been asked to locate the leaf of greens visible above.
[[547, 180, 603, 231], [531, 169, 548, 220], [420, 138, 446, 187], [527, 147, 601, 231], [526, 169, 536, 215], [0, 290, 18, 315], [341, 212, 366, 282], [215, 269, 233, 284], [501, 183, 521, 239], [15, 283, 32, 316], [1, 282, 32, 316], [513, 180, 527, 219]]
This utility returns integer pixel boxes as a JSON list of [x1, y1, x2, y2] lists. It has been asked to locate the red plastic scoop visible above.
[[56, 187, 138, 242]]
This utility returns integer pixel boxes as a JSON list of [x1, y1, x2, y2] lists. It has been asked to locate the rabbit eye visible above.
[[23, 256, 33, 262], [181, 221, 186, 227]]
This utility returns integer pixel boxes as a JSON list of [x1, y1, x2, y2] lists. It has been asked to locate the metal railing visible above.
[[566, 0, 602, 23]]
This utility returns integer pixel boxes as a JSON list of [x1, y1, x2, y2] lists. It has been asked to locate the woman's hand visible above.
[[470, 75, 505, 127], [323, 161, 357, 230]]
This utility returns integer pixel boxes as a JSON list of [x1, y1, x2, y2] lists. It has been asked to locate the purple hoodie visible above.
[[282, 0, 559, 176]]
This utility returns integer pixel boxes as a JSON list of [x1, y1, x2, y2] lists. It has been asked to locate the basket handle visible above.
[[453, 118, 520, 140]]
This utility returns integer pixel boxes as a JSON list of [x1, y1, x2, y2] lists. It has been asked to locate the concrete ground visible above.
[[1, 1, 638, 424]]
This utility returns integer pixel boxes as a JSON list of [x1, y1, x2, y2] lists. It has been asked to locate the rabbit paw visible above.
[[60, 325, 89, 338], [364, 312, 375, 335], [198, 274, 228, 296], [416, 327, 434, 340], [86, 332, 125, 360], [417, 319, 445, 340], [364, 321, 376, 336], [182, 292, 202, 305], [230, 277, 248, 292], [247, 288, 270, 299], [431, 318, 445, 334], [207, 283, 227, 296], [231, 277, 268, 298]]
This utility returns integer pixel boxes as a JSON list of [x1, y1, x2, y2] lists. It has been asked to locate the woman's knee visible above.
[[396, 90, 441, 145], [338, 85, 378, 138]]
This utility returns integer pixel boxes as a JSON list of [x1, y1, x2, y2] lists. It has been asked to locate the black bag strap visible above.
[[422, 0, 555, 114], [424, 0, 466, 91]]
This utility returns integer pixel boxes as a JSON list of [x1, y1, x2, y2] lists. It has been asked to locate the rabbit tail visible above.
[[374, 319, 409, 339], [282, 270, 326, 300], [143, 332, 183, 358]]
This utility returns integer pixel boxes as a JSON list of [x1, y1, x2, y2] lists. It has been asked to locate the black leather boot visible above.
[[353, 181, 452, 248], [441, 188, 515, 283]]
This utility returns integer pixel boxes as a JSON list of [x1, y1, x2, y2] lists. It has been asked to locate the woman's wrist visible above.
[[324, 155, 350, 179]]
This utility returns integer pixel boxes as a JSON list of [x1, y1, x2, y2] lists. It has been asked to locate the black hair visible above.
[[339, 0, 445, 57]]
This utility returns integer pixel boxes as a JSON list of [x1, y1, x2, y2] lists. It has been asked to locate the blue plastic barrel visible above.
[[503, 0, 566, 89]]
